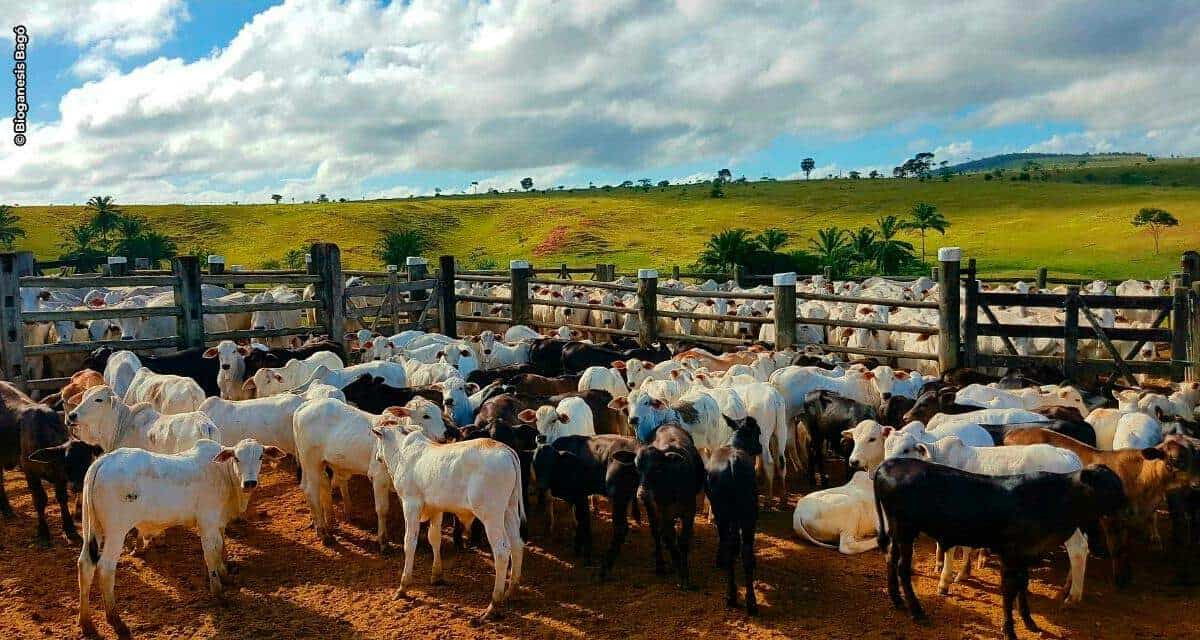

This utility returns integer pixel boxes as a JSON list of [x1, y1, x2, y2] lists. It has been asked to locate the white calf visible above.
[[578, 366, 629, 399], [77, 438, 283, 637], [372, 426, 524, 620], [123, 368, 206, 414], [68, 385, 219, 454], [518, 396, 595, 444], [103, 350, 142, 398], [198, 394, 306, 455], [792, 471, 879, 554]]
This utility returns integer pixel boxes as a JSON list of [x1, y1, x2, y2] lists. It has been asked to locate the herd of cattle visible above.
[[0, 273, 1197, 640]]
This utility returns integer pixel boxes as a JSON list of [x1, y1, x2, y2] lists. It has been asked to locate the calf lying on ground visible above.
[[532, 434, 639, 578], [77, 438, 282, 637], [874, 458, 1127, 640], [792, 470, 879, 555], [705, 417, 762, 613]]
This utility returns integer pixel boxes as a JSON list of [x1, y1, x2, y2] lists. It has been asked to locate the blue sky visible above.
[[2, 1, 1197, 203]]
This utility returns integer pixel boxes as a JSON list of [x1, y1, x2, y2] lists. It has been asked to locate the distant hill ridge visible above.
[[948, 152, 1148, 173]]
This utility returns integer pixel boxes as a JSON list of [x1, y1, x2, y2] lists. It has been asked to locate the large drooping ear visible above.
[[607, 396, 629, 411], [518, 409, 538, 423], [881, 425, 894, 438], [557, 413, 570, 424], [203, 347, 219, 358], [611, 360, 627, 370], [242, 379, 257, 392], [263, 446, 287, 459], [212, 448, 236, 463], [66, 391, 85, 407], [27, 444, 66, 466], [383, 406, 411, 418], [650, 398, 665, 410], [642, 361, 654, 370], [236, 345, 251, 356], [915, 443, 929, 458], [840, 428, 855, 440]]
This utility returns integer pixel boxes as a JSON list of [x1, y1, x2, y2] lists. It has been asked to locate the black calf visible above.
[[635, 424, 705, 589], [705, 417, 762, 614]]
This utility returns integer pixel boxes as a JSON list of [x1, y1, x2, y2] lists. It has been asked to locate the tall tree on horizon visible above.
[[801, 157, 816, 179], [899, 201, 949, 264]]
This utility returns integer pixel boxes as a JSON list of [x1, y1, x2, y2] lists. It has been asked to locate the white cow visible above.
[[927, 408, 1049, 431], [241, 351, 347, 397], [198, 394, 306, 456], [955, 383, 1087, 415], [578, 366, 629, 399], [371, 424, 524, 620], [792, 471, 880, 554], [68, 385, 220, 454], [77, 438, 282, 638], [702, 382, 792, 507], [518, 396, 595, 444], [292, 397, 448, 548], [123, 368, 206, 414], [103, 350, 142, 398]]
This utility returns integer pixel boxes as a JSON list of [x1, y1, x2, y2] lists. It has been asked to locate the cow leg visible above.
[[572, 497, 593, 563], [741, 520, 758, 616], [503, 506, 524, 598], [77, 533, 100, 637], [643, 496, 667, 575], [661, 512, 684, 586], [97, 533, 129, 639], [200, 527, 226, 596], [1000, 564, 1018, 640], [302, 471, 332, 545], [601, 491, 631, 580], [1103, 518, 1133, 588], [897, 537, 924, 620], [954, 547, 976, 583], [886, 539, 905, 610], [0, 470, 13, 518], [1017, 567, 1040, 633], [808, 431, 822, 488], [480, 513, 512, 620], [25, 472, 52, 545], [428, 511, 446, 584], [1062, 529, 1088, 604], [720, 523, 737, 608], [933, 543, 945, 573], [372, 473, 391, 552], [397, 499, 422, 598], [937, 546, 956, 595], [678, 508, 696, 590], [54, 477, 81, 543]]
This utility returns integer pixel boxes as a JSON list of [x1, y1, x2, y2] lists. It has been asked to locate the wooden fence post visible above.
[[1063, 285, 1080, 381], [559, 263, 569, 279], [1036, 267, 1048, 291], [672, 265, 681, 281], [637, 269, 659, 347], [936, 247, 962, 373], [607, 264, 617, 282], [106, 256, 128, 277], [930, 266, 939, 282], [171, 256, 205, 349], [594, 263, 607, 281], [1190, 281, 1200, 382], [310, 243, 345, 343], [823, 266, 833, 281], [207, 255, 225, 275], [0, 252, 33, 390], [438, 255, 458, 338], [1183, 251, 1200, 286], [509, 260, 532, 328], [406, 258, 429, 332], [962, 258, 979, 368], [773, 272, 797, 350], [385, 264, 400, 332], [1172, 284, 1189, 382]]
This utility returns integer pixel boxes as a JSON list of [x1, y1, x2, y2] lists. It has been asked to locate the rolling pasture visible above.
[[12, 164, 1200, 278]]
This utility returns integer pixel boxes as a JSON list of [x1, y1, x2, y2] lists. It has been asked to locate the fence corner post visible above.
[[1183, 251, 1200, 286], [509, 259, 532, 329], [407, 257, 429, 304], [0, 252, 33, 391], [1063, 285, 1081, 381], [936, 247, 962, 374], [1172, 283, 1189, 382], [672, 265, 681, 281], [637, 269, 659, 347], [106, 256, 128, 277], [1036, 266, 1048, 291], [207, 254, 226, 275], [1189, 281, 1200, 382], [772, 272, 797, 351], [171, 256, 205, 350], [310, 243, 345, 343], [437, 255, 458, 338]]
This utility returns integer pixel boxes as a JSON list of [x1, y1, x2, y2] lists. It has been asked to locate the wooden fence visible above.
[[0, 243, 439, 392]]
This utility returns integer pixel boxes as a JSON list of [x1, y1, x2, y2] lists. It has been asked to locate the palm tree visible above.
[[873, 215, 915, 274], [807, 226, 849, 277], [58, 222, 105, 272], [0, 205, 27, 250], [849, 227, 878, 267], [899, 201, 949, 264], [85, 195, 123, 250], [375, 229, 430, 266], [755, 228, 789, 253], [117, 230, 178, 267], [699, 228, 759, 273]]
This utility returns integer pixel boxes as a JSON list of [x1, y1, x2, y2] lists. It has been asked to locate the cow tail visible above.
[[506, 447, 525, 525], [873, 480, 889, 552], [789, 414, 810, 475], [81, 456, 104, 565], [794, 513, 837, 550]]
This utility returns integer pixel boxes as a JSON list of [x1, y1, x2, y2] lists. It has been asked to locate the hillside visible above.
[[10, 173, 1200, 279], [948, 152, 1149, 173]]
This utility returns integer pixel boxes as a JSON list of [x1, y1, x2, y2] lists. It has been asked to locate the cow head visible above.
[[213, 438, 285, 491]]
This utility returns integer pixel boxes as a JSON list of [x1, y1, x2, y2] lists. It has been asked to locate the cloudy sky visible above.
[[2, 0, 1199, 204]]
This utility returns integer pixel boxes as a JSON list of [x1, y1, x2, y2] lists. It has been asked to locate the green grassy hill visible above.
[[11, 160, 1200, 279]]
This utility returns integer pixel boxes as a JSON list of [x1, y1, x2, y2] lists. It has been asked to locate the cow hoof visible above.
[[725, 598, 739, 609], [34, 536, 52, 550], [936, 586, 949, 596], [65, 530, 83, 544], [320, 534, 336, 547], [746, 602, 759, 617], [431, 578, 448, 587], [378, 542, 392, 556], [393, 588, 411, 600], [79, 619, 98, 638]]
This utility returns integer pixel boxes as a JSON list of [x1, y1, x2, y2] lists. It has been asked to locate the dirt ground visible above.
[[2, 465, 1198, 640]]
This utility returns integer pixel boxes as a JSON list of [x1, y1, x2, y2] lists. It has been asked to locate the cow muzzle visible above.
[[242, 480, 258, 490], [221, 364, 231, 370]]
